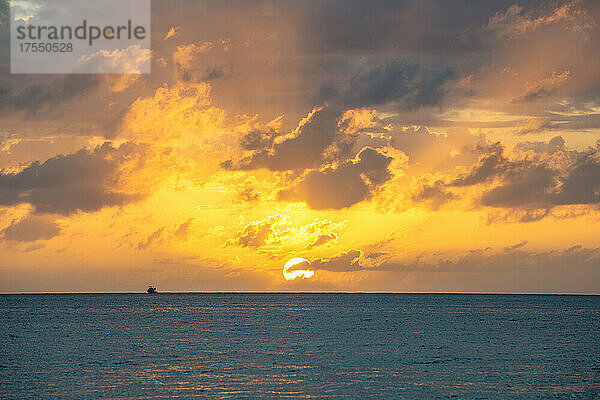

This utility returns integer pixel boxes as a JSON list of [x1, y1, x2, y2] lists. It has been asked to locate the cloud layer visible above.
[[0, 143, 145, 215]]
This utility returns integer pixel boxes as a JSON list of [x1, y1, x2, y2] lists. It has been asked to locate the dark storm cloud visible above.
[[0, 214, 60, 242], [278, 146, 392, 209], [0, 142, 145, 215], [0, 0, 141, 129], [317, 62, 454, 110], [306, 232, 337, 249], [0, 0, 9, 68], [399, 134, 600, 215], [547, 113, 600, 131], [312, 249, 362, 272], [445, 137, 600, 210], [0, 0, 101, 119], [148, 0, 537, 59], [0, 75, 102, 118], [450, 143, 508, 187], [161, 1, 584, 173], [481, 163, 558, 206], [520, 86, 555, 102], [223, 107, 345, 172], [239, 128, 279, 151], [553, 152, 600, 205], [305, 243, 600, 292], [379, 245, 600, 278], [311, 240, 600, 292], [299, 0, 536, 54], [411, 179, 456, 210], [311, 244, 600, 292], [478, 150, 600, 209], [513, 136, 567, 154]]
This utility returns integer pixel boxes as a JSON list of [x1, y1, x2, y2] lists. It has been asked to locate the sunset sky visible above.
[[1, 0, 600, 293]]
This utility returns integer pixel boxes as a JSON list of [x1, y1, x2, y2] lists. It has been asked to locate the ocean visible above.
[[1, 293, 599, 399]]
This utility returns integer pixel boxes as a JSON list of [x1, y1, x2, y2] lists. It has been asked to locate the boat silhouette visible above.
[[147, 286, 158, 294]]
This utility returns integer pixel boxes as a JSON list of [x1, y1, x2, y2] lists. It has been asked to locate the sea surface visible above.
[[1, 293, 599, 399]]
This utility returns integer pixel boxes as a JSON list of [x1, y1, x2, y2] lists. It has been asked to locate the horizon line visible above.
[[1, 291, 599, 296]]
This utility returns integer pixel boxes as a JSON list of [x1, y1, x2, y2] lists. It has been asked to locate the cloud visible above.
[[391, 126, 440, 160], [238, 128, 279, 151], [172, 39, 230, 74], [552, 150, 600, 205], [318, 243, 600, 280], [485, 208, 552, 224], [163, 26, 181, 41], [77, 44, 151, 74], [478, 148, 600, 209], [174, 218, 194, 239], [443, 136, 600, 210], [137, 227, 166, 250], [485, 2, 588, 40], [229, 215, 286, 248], [117, 81, 239, 185], [312, 250, 362, 272], [223, 106, 344, 172], [512, 117, 553, 135], [120, 81, 226, 149], [317, 61, 454, 110], [383, 244, 600, 276], [450, 142, 508, 186], [411, 178, 456, 210], [513, 136, 567, 154], [0, 142, 146, 215], [480, 163, 558, 208], [0, 75, 101, 118], [107, 73, 143, 93], [228, 214, 344, 249], [384, 126, 488, 178], [278, 146, 393, 209], [306, 232, 338, 249], [224, 106, 397, 176], [1, 214, 60, 242], [297, 0, 512, 55], [136, 219, 196, 250], [173, 41, 214, 69], [234, 178, 262, 203], [200, 65, 231, 81], [397, 134, 600, 217], [514, 71, 571, 103], [485, 205, 593, 225], [504, 240, 528, 252], [549, 113, 600, 131]]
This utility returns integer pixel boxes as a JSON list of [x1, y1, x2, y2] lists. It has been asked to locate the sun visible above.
[[283, 258, 315, 281]]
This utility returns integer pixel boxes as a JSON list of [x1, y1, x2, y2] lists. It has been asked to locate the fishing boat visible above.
[[147, 286, 158, 294]]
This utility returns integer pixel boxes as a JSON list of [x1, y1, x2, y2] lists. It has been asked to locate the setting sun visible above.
[[283, 258, 315, 281]]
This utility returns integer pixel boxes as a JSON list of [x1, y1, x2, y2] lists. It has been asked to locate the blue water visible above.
[[1, 294, 599, 399]]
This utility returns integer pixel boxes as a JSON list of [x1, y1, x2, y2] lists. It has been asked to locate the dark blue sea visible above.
[[1, 294, 599, 399]]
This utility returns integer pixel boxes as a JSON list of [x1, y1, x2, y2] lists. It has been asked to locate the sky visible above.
[[1, 0, 600, 293]]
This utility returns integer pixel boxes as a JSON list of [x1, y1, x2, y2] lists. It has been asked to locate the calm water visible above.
[[1, 294, 599, 399]]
